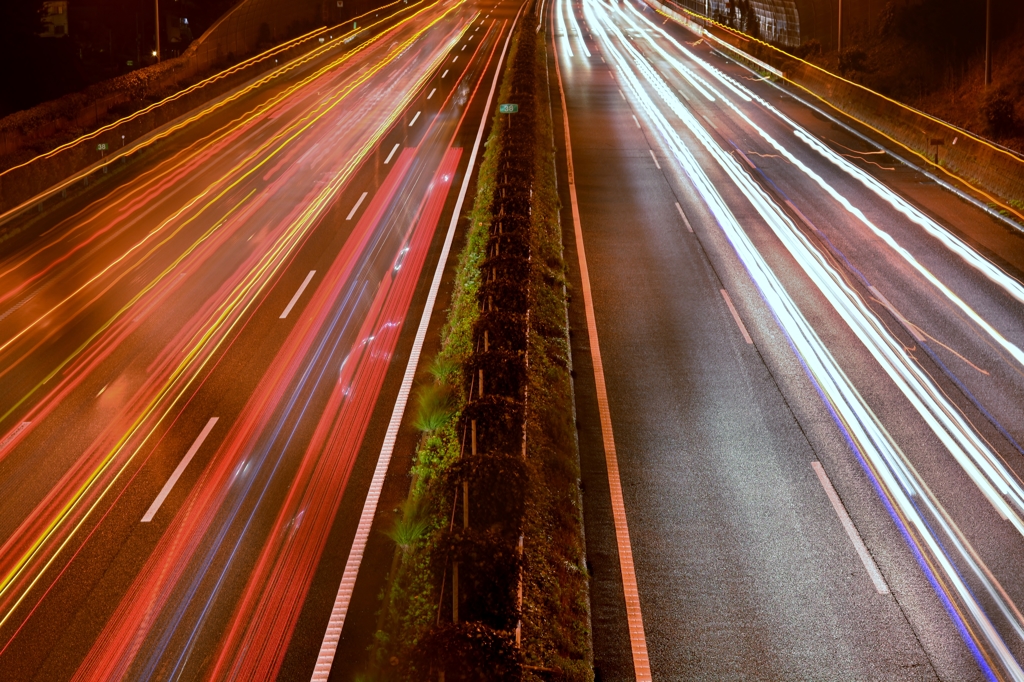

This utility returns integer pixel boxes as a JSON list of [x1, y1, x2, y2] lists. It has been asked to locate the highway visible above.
[[3, 0, 1024, 677], [0, 0, 522, 678], [549, 0, 1024, 679]]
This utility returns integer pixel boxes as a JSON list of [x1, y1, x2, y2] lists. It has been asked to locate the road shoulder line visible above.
[[553, 28, 652, 682], [310, 10, 522, 679]]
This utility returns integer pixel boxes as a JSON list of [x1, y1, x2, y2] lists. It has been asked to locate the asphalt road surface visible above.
[[548, 0, 1024, 679], [4, 0, 1024, 678], [0, 0, 523, 678]]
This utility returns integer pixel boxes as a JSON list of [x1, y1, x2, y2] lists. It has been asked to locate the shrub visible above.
[[982, 88, 1020, 138], [413, 383, 457, 432], [407, 622, 521, 681], [387, 500, 431, 553], [838, 48, 869, 74], [793, 39, 821, 60], [429, 355, 461, 386]]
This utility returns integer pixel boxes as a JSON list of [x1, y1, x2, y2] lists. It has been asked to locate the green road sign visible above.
[[499, 103, 519, 113], [96, 143, 109, 151]]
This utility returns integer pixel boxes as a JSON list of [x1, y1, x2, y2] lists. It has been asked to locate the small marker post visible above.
[[499, 103, 518, 129]]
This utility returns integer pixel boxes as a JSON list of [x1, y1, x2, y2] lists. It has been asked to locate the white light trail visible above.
[[622, 0, 1024, 368], [584, 0, 1024, 675], [607, 0, 1024, 535]]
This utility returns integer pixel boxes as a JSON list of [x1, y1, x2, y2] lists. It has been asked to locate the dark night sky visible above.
[[0, 0, 237, 117]]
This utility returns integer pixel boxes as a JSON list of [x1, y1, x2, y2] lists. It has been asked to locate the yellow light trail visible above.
[[0, 0, 458, 383], [0, 3, 471, 635], [0, 0, 411, 181]]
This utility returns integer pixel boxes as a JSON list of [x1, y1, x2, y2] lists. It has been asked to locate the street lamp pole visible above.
[[984, 0, 991, 87], [837, 0, 842, 53], [155, 0, 161, 62]]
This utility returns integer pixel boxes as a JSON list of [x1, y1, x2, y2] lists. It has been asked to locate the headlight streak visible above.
[[557, 0, 574, 57], [620, 0, 1024, 367], [0, 5, 468, 661], [598, 0, 1024, 534], [582, 0, 1024, 677], [604, 0, 1024, 536], [791, 128, 1024, 307], [622, 0, 1024, 313], [633, 0, 1024, 238], [566, 0, 592, 57]]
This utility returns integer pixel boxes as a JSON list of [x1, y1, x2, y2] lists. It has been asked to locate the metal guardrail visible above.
[[0, 0, 416, 228], [647, 0, 1024, 221]]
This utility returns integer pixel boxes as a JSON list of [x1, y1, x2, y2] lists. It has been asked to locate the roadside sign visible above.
[[96, 143, 109, 151], [499, 103, 519, 113]]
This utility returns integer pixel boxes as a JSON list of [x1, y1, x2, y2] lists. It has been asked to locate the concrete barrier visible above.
[[645, 0, 1024, 215]]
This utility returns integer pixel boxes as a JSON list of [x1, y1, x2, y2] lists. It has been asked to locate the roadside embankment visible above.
[[0, 0, 328, 166], [0, 0, 415, 223], [369, 4, 593, 680], [647, 0, 1024, 221]]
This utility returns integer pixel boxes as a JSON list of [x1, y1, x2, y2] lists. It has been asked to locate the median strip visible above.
[[367, 7, 595, 679]]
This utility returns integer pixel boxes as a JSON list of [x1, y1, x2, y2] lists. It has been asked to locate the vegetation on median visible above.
[[365, 4, 593, 679]]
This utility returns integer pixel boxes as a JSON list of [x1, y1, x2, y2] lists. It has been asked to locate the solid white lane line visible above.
[[675, 202, 693, 232], [141, 417, 218, 522], [280, 270, 317, 319], [720, 289, 752, 344], [632, 114, 640, 128], [811, 461, 890, 595], [310, 10, 523, 680], [554, 30, 653, 682], [384, 143, 400, 165], [347, 190, 369, 219], [428, 87, 436, 99], [409, 110, 421, 126], [648, 149, 660, 169]]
